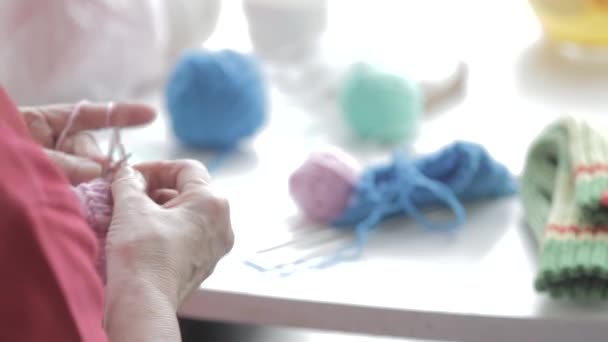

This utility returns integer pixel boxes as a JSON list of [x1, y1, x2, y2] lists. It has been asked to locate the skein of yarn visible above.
[[340, 62, 423, 143], [166, 49, 268, 149], [339, 61, 468, 143], [289, 147, 361, 222]]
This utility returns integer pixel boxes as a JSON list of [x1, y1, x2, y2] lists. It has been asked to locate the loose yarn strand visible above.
[[55, 100, 89, 151], [55, 100, 130, 177]]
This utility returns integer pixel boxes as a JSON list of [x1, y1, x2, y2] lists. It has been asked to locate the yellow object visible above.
[[529, 0, 608, 46]]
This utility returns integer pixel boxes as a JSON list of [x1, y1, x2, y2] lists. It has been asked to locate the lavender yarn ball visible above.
[[289, 147, 361, 223]]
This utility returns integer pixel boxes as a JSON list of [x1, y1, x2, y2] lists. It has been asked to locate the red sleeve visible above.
[[0, 87, 107, 342]]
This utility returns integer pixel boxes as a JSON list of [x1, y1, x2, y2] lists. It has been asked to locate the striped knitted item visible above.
[[521, 116, 608, 299]]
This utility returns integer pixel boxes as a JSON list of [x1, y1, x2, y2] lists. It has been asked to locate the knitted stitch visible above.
[[521, 115, 608, 299], [73, 178, 113, 283]]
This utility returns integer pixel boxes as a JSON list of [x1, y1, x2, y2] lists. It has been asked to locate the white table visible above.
[[122, 1, 608, 341]]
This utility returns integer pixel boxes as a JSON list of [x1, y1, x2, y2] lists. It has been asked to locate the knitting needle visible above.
[[247, 234, 355, 272], [101, 124, 132, 178], [254, 227, 351, 254]]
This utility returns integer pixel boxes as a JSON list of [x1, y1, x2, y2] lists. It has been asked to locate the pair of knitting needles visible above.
[[103, 103, 131, 178], [56, 100, 131, 179], [245, 223, 355, 273], [245, 203, 461, 274]]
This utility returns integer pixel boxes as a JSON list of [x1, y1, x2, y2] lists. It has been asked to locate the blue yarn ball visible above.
[[166, 49, 267, 149]]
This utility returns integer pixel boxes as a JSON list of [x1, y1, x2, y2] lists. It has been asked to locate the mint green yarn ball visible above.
[[339, 62, 422, 142]]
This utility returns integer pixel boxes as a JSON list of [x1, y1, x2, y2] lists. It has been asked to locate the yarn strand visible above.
[[55, 100, 89, 151], [54, 100, 129, 174]]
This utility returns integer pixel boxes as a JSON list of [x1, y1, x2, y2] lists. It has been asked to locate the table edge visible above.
[[178, 289, 607, 342]]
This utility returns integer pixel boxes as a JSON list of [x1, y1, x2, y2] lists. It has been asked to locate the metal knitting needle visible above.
[[248, 234, 355, 273], [254, 231, 353, 263], [254, 227, 350, 254], [102, 126, 132, 178]]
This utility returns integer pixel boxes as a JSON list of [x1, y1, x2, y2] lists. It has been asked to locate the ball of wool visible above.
[[73, 178, 113, 283], [339, 62, 422, 143], [165, 49, 268, 149], [289, 147, 361, 223]]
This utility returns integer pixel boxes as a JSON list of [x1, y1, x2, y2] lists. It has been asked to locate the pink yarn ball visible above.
[[289, 147, 361, 223], [73, 178, 113, 283]]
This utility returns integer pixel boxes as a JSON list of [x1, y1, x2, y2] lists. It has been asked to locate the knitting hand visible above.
[[20, 102, 156, 184], [105, 160, 234, 311]]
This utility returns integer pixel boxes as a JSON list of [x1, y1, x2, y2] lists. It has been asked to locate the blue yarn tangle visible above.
[[316, 141, 517, 268]]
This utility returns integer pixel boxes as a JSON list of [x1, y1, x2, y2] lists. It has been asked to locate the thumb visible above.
[[111, 165, 150, 205], [45, 148, 102, 185]]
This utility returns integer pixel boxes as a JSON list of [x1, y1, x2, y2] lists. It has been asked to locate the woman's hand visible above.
[[104, 159, 234, 341], [20, 102, 156, 184], [107, 159, 234, 305]]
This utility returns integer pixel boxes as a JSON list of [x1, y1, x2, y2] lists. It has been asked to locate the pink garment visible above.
[[0, 85, 107, 342]]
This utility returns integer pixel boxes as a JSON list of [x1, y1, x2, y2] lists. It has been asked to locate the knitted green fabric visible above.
[[521, 116, 608, 299]]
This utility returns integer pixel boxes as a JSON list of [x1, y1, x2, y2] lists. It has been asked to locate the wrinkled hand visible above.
[[106, 160, 234, 309], [20, 102, 156, 184]]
